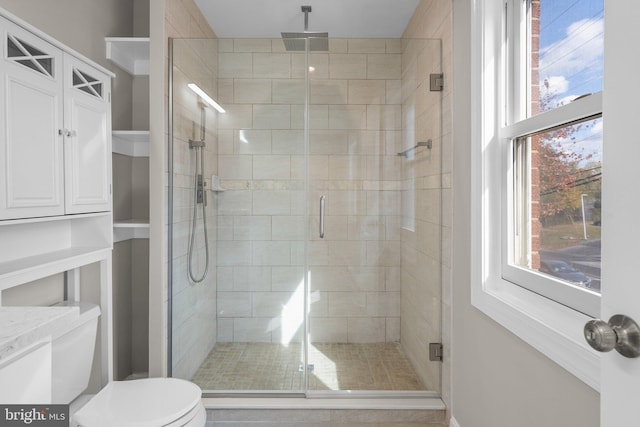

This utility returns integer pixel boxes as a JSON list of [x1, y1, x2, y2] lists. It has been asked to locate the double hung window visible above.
[[503, 0, 604, 316], [471, 0, 605, 389]]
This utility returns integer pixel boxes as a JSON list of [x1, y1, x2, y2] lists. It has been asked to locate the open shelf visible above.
[[105, 37, 149, 75], [112, 130, 149, 157], [114, 219, 149, 242], [0, 246, 111, 291]]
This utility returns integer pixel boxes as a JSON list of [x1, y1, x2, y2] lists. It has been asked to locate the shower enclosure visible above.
[[169, 36, 443, 396]]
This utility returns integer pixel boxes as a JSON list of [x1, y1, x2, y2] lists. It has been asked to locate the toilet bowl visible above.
[[50, 302, 205, 427], [72, 378, 206, 427]]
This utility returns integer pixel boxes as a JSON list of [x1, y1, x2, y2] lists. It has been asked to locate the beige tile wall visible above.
[[215, 38, 440, 348]]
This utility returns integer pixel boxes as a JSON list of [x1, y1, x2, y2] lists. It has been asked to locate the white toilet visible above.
[[51, 302, 206, 427]]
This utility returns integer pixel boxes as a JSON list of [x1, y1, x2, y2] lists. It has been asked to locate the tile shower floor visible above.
[[192, 342, 426, 391]]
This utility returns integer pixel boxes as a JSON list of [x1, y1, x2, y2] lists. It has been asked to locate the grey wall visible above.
[[0, 0, 135, 130], [450, 1, 600, 426]]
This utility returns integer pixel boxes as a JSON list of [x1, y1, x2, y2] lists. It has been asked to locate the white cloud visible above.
[[542, 75, 569, 95], [539, 17, 604, 82]]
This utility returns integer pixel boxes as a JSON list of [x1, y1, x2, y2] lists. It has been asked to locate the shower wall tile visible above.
[[233, 215, 271, 241], [253, 155, 292, 180], [218, 155, 253, 180], [310, 79, 348, 105], [272, 266, 305, 291], [327, 292, 367, 316], [310, 318, 349, 342], [219, 53, 253, 78], [272, 216, 306, 241], [328, 105, 367, 130], [272, 130, 304, 154], [233, 266, 272, 291], [348, 39, 388, 54], [272, 79, 305, 104], [218, 104, 253, 129], [253, 53, 292, 78], [252, 241, 291, 265], [233, 39, 272, 53], [217, 190, 252, 215], [309, 54, 329, 78], [217, 319, 234, 341], [328, 155, 367, 180], [235, 129, 272, 155], [366, 105, 402, 130], [216, 38, 415, 346], [252, 191, 291, 215], [233, 79, 272, 104], [217, 241, 252, 266], [348, 80, 386, 105], [348, 317, 386, 342], [253, 105, 291, 129], [367, 54, 403, 79], [329, 54, 367, 79], [309, 130, 348, 154], [218, 292, 251, 317], [233, 318, 272, 342]]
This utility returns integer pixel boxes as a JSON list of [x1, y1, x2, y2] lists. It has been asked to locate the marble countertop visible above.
[[0, 306, 79, 362]]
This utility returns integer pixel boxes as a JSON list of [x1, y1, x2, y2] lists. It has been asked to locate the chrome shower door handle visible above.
[[319, 195, 325, 239]]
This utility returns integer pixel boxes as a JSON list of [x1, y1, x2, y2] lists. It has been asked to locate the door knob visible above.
[[584, 315, 640, 358]]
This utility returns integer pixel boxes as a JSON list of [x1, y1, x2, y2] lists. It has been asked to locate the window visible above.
[[470, 0, 603, 390], [503, 0, 603, 316]]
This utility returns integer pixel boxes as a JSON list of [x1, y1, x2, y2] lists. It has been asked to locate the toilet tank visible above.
[[50, 302, 100, 404]]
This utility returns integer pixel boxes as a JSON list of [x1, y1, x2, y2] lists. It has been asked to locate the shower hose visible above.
[[187, 142, 209, 283]]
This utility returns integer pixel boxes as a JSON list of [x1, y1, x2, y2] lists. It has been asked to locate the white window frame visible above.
[[470, 0, 601, 390]]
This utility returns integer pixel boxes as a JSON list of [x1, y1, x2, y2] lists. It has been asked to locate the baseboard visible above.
[[450, 416, 462, 427]]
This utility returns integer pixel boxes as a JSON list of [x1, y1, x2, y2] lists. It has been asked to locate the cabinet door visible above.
[[63, 54, 111, 214], [0, 17, 64, 220]]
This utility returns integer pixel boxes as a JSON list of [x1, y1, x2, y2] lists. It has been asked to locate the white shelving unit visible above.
[[113, 219, 150, 243], [105, 37, 149, 75], [112, 130, 149, 157]]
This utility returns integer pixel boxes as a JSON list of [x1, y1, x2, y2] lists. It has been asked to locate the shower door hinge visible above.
[[430, 73, 444, 91], [429, 343, 443, 362]]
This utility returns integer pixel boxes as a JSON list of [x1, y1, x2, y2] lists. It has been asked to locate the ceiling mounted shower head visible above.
[[281, 5, 329, 51]]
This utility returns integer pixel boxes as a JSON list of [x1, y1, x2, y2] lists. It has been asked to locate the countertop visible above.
[[0, 305, 79, 362]]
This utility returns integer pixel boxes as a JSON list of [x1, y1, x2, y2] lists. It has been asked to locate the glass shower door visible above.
[[170, 36, 443, 396], [170, 37, 310, 393], [306, 38, 443, 393]]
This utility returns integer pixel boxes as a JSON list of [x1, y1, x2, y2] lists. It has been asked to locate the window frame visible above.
[[470, 0, 601, 390]]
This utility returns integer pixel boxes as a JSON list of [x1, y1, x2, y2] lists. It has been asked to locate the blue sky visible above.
[[538, 0, 604, 105], [538, 0, 604, 164]]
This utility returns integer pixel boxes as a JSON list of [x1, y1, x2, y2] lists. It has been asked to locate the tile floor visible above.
[[192, 342, 427, 392]]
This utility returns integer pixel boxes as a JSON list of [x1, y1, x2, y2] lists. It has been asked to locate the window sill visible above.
[[471, 273, 600, 391]]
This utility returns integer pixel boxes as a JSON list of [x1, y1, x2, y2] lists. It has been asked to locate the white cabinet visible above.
[[0, 17, 112, 220], [0, 18, 64, 219], [64, 55, 112, 214]]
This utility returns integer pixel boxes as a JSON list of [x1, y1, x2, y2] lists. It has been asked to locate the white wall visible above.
[[450, 1, 600, 426]]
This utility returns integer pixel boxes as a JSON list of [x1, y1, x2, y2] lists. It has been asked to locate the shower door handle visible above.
[[319, 195, 325, 239]]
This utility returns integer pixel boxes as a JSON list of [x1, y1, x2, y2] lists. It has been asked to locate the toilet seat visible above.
[[72, 378, 205, 427]]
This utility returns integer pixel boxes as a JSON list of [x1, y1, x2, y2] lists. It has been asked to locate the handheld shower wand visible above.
[[187, 101, 210, 283]]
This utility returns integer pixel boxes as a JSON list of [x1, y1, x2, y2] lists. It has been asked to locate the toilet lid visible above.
[[73, 378, 202, 427]]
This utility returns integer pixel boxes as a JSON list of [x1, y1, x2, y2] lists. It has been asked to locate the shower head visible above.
[[281, 5, 328, 51], [281, 32, 329, 51]]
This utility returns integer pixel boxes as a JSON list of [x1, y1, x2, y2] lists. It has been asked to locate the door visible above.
[[0, 17, 64, 219], [63, 54, 111, 214], [599, 2, 640, 424]]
